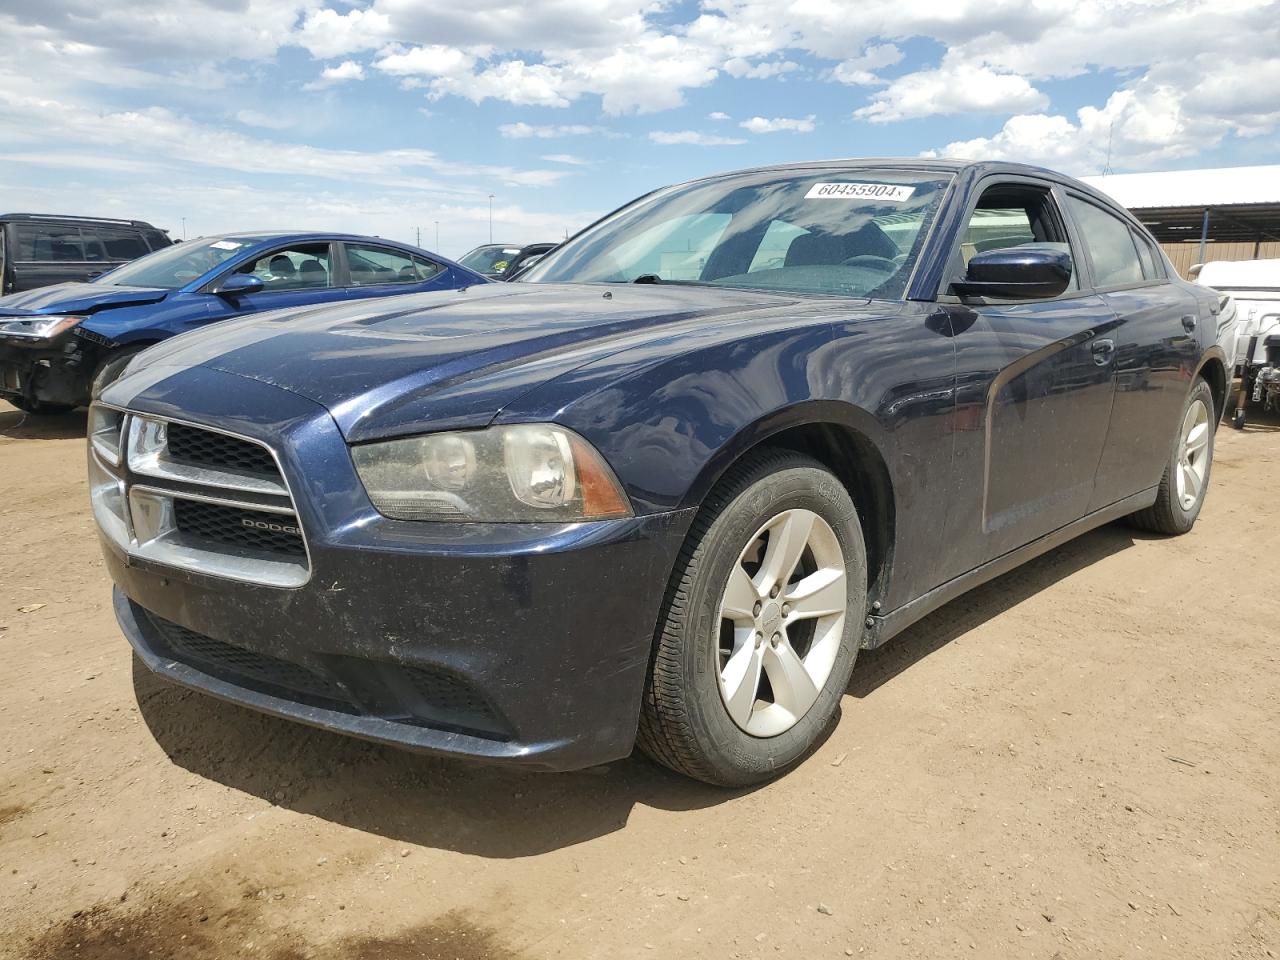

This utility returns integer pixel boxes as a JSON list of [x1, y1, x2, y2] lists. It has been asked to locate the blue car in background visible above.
[[0, 232, 488, 413]]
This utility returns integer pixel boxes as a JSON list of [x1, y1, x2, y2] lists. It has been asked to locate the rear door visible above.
[[87, 225, 152, 277], [341, 243, 449, 302], [935, 177, 1120, 578]]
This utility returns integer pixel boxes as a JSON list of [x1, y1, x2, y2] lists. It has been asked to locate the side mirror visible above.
[[212, 273, 265, 297], [951, 247, 1072, 300]]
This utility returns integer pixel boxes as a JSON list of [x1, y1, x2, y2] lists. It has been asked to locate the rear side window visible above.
[[13, 222, 87, 262], [142, 230, 170, 251], [1131, 228, 1164, 280], [346, 244, 442, 286], [1067, 197, 1145, 287], [91, 227, 149, 261]]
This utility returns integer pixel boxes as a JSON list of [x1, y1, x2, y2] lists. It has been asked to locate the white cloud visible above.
[[708, 111, 731, 121], [373, 45, 480, 78], [303, 60, 366, 90], [542, 153, 589, 165], [649, 130, 746, 146], [235, 109, 293, 130], [832, 44, 902, 86], [724, 58, 799, 79], [297, 7, 393, 59], [856, 59, 1047, 123], [498, 122, 602, 139], [740, 114, 815, 134]]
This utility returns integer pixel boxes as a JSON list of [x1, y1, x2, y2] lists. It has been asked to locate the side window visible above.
[[955, 185, 1078, 292], [346, 244, 440, 286], [237, 243, 333, 290], [95, 228, 149, 261], [142, 230, 170, 251], [1066, 197, 1145, 287], [78, 228, 108, 263], [1130, 228, 1164, 280], [13, 223, 87, 262]]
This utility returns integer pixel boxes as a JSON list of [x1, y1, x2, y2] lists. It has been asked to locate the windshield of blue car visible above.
[[521, 169, 953, 299], [96, 237, 255, 289], [458, 245, 523, 276]]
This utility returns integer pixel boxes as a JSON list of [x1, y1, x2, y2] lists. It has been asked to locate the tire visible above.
[[91, 346, 149, 400], [10, 396, 76, 415], [637, 449, 867, 787], [1129, 378, 1216, 535]]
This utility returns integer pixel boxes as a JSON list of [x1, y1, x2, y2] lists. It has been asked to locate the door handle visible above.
[[1182, 315, 1198, 332], [1091, 338, 1116, 365]]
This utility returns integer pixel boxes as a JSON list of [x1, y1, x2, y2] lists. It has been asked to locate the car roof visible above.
[[1, 212, 163, 229]]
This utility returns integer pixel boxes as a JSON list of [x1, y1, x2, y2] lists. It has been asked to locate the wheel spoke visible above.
[[1185, 422, 1209, 458], [785, 567, 846, 621], [763, 638, 820, 718], [721, 640, 764, 727], [721, 564, 759, 621], [755, 510, 814, 596], [1183, 462, 1203, 499]]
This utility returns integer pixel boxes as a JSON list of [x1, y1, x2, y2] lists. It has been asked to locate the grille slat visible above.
[[166, 422, 279, 477], [173, 498, 306, 559]]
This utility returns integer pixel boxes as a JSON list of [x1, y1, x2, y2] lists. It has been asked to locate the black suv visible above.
[[1, 214, 171, 294]]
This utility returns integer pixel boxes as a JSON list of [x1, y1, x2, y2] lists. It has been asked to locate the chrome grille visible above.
[[166, 423, 279, 477], [88, 405, 310, 588]]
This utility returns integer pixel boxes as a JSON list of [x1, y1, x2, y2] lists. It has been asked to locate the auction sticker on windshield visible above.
[[805, 182, 916, 202]]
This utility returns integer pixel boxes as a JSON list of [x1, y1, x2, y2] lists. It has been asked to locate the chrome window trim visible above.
[[88, 403, 312, 589]]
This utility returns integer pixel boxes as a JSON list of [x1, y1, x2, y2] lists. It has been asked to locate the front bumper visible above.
[[0, 333, 101, 407], [98, 366, 694, 771]]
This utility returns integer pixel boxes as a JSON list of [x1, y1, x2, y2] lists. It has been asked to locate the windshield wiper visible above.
[[633, 274, 662, 284]]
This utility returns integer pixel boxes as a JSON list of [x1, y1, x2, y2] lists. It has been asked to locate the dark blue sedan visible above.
[[0, 232, 487, 412], [90, 160, 1228, 785]]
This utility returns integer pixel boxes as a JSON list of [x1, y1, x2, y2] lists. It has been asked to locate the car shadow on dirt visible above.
[[849, 523, 1137, 698], [133, 522, 1140, 859], [0, 405, 87, 440]]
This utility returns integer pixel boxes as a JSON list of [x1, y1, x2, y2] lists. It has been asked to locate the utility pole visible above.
[[488, 195, 494, 243], [180, 217, 187, 240], [434, 220, 440, 251], [415, 226, 421, 248]]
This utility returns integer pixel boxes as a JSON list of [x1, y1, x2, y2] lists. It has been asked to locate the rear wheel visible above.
[[1129, 378, 1215, 535], [637, 450, 867, 787]]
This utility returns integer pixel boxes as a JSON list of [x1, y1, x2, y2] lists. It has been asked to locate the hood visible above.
[[126, 282, 812, 441], [0, 282, 169, 316]]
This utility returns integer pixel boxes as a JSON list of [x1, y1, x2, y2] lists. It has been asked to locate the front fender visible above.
[[80, 297, 216, 346]]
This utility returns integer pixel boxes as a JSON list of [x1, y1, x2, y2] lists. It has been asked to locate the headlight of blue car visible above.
[[352, 423, 633, 522], [0, 315, 85, 341]]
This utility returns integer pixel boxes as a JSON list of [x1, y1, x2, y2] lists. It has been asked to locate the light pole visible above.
[[488, 195, 494, 243], [434, 220, 440, 251], [180, 217, 187, 240]]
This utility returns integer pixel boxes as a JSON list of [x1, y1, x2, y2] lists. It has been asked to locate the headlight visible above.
[[352, 424, 632, 522], [0, 315, 85, 341]]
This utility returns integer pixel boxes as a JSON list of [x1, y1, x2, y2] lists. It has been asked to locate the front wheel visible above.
[[637, 450, 867, 787], [91, 345, 150, 400], [9, 396, 75, 415], [1129, 378, 1216, 534]]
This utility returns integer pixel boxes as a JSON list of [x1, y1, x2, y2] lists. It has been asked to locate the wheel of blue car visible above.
[[90, 345, 150, 401], [637, 449, 867, 787]]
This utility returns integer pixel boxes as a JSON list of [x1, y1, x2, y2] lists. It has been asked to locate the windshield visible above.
[[458, 245, 523, 276], [522, 168, 953, 298], [96, 237, 255, 289]]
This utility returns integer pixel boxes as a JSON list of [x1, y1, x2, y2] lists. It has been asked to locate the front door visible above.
[[935, 179, 1119, 581], [204, 242, 348, 326]]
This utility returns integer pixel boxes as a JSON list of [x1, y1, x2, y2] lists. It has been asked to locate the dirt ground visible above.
[[0, 397, 1277, 960]]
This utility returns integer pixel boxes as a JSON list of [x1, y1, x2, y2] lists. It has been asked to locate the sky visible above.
[[1, 0, 1278, 260]]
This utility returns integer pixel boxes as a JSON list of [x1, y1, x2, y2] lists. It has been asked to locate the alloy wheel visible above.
[[716, 508, 847, 737], [1176, 398, 1211, 510]]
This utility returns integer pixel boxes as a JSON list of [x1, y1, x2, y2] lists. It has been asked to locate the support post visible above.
[[1197, 208, 1210, 264]]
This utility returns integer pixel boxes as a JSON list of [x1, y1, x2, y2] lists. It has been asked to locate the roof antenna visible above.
[[1101, 120, 1115, 176]]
